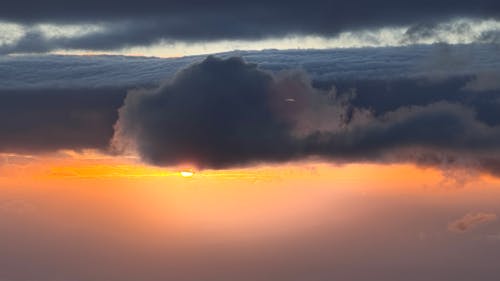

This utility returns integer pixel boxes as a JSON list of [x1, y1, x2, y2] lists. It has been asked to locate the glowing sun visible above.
[[180, 171, 194, 177]]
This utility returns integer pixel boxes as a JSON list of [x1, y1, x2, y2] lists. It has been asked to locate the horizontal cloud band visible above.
[[1, 46, 500, 173], [1, 18, 500, 55]]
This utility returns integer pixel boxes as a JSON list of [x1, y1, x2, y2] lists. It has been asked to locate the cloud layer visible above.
[[2, 45, 500, 172], [0, 89, 125, 153], [1, 18, 500, 55], [2, 44, 499, 89], [1, 0, 499, 44], [113, 55, 500, 171]]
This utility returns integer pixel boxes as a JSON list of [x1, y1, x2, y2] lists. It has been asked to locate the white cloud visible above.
[[0, 22, 24, 46], [35, 23, 104, 39]]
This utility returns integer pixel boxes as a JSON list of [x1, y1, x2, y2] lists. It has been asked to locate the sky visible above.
[[1, 0, 500, 280]]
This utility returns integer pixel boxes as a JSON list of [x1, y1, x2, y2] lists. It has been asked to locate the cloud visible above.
[[113, 56, 500, 171], [2, 44, 499, 89], [2, 46, 500, 171], [448, 212, 497, 233], [0, 0, 499, 42], [463, 72, 500, 92], [113, 56, 300, 168], [0, 89, 125, 153], [401, 19, 500, 45], [1, 18, 500, 55]]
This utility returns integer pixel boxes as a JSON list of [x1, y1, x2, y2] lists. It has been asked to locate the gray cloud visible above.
[[2, 46, 500, 171], [113, 56, 500, 171], [0, 89, 125, 153], [113, 56, 299, 168], [463, 72, 500, 92], [2, 17, 500, 55], [1, 0, 498, 31], [2, 44, 499, 89]]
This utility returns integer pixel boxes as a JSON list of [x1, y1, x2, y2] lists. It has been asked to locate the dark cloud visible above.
[[462, 72, 500, 92], [303, 102, 500, 171], [114, 56, 299, 168], [114, 56, 500, 171], [0, 89, 125, 153], [2, 46, 500, 172], [0, 1, 499, 53], [1, 0, 499, 27]]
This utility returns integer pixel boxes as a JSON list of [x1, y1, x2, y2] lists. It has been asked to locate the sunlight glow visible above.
[[180, 171, 194, 177]]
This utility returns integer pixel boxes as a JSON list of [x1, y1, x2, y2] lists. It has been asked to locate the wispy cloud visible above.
[[448, 212, 497, 233]]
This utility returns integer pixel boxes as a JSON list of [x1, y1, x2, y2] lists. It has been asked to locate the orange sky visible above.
[[2, 150, 500, 240], [2, 150, 500, 280]]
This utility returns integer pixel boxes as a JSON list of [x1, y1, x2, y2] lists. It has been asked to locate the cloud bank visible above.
[[2, 45, 500, 173], [0, 0, 499, 49], [113, 55, 500, 172], [2, 44, 499, 89], [0, 89, 125, 153], [1, 18, 500, 55]]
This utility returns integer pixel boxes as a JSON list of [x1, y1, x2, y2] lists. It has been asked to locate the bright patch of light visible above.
[[180, 171, 194, 178], [0, 22, 24, 46], [35, 23, 104, 39]]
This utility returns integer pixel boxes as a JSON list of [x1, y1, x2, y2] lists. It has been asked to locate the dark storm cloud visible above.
[[0, 89, 125, 153], [114, 55, 500, 171], [114, 56, 298, 168], [0, 0, 499, 53], [1, 0, 499, 27]]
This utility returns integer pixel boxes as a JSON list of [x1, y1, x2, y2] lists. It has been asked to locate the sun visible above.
[[180, 171, 194, 177]]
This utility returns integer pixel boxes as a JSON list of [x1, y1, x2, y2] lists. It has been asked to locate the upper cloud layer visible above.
[[1, 0, 499, 26], [1, 18, 500, 55]]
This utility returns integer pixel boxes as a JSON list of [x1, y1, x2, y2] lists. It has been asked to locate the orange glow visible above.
[[1, 150, 497, 186], [2, 150, 500, 241]]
